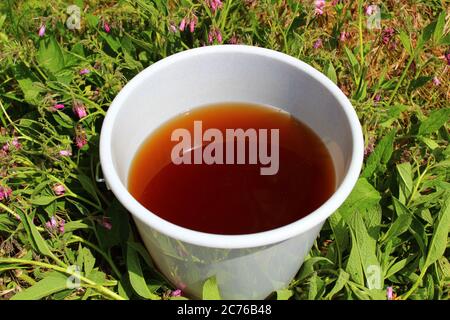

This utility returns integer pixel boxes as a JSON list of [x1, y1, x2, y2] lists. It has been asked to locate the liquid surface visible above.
[[128, 103, 336, 235]]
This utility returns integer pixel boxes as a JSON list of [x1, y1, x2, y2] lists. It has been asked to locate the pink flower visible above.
[[2, 143, 9, 152], [189, 16, 197, 33], [315, 0, 326, 7], [54, 104, 65, 110], [59, 219, 65, 234], [179, 18, 186, 31], [59, 149, 72, 157], [314, 0, 326, 15], [75, 132, 87, 149], [228, 35, 238, 44], [432, 77, 441, 86], [103, 21, 111, 33], [366, 5, 378, 16], [0, 186, 12, 201], [101, 216, 112, 230], [79, 68, 90, 75], [207, 0, 223, 13], [11, 138, 21, 149], [374, 94, 381, 103], [382, 27, 395, 45], [340, 31, 350, 42], [72, 102, 87, 119], [169, 24, 177, 33], [445, 51, 450, 65], [216, 30, 223, 43], [45, 216, 65, 234], [38, 24, 46, 37], [313, 38, 323, 49], [208, 31, 214, 44], [387, 286, 393, 300], [171, 289, 182, 297], [46, 216, 57, 230], [364, 138, 375, 158], [53, 184, 65, 196], [208, 28, 223, 44]]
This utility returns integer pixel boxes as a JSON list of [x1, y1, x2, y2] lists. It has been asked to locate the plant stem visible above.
[[388, 54, 415, 106], [406, 161, 429, 207], [401, 267, 427, 300], [0, 202, 17, 217], [0, 258, 125, 300], [358, 0, 364, 64], [0, 100, 39, 144]]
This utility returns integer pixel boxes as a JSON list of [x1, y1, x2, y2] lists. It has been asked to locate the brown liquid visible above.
[[128, 103, 336, 235]]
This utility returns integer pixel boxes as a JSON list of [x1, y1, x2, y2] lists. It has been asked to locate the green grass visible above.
[[0, 0, 449, 300]]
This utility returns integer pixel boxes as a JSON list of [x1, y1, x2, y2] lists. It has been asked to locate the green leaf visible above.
[[433, 12, 446, 44], [354, 79, 368, 101], [37, 37, 65, 74], [16, 78, 42, 104], [344, 46, 359, 71], [418, 109, 450, 136], [329, 211, 349, 265], [439, 33, 450, 45], [420, 137, 439, 150], [52, 112, 74, 129], [418, 20, 436, 49], [338, 178, 381, 221], [397, 162, 413, 204], [437, 257, 450, 279], [124, 52, 143, 71], [346, 232, 364, 285], [0, 14, 5, 29], [77, 173, 100, 203], [297, 257, 334, 281], [363, 206, 382, 239], [0, 215, 15, 233], [85, 13, 100, 28], [118, 280, 131, 300], [325, 269, 349, 299], [385, 255, 416, 279], [409, 76, 433, 91], [63, 220, 89, 232], [86, 269, 109, 285], [97, 199, 130, 250], [82, 247, 96, 277], [30, 196, 58, 206], [99, 32, 121, 53], [399, 31, 412, 55], [380, 104, 408, 128], [202, 276, 222, 300], [381, 210, 412, 244], [127, 242, 160, 300], [362, 130, 396, 178], [11, 273, 68, 300], [13, 64, 43, 104], [393, 197, 410, 216], [127, 242, 156, 269], [424, 194, 450, 269], [410, 217, 428, 257], [324, 62, 337, 84], [276, 288, 293, 300], [308, 272, 319, 299], [347, 212, 382, 290], [343, 46, 359, 83], [18, 209, 54, 258]]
